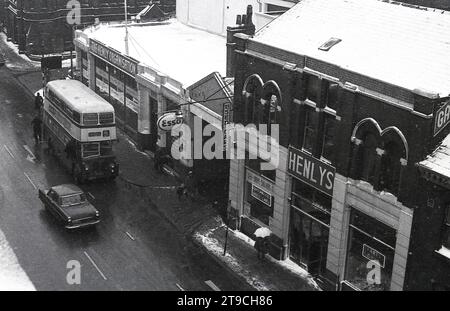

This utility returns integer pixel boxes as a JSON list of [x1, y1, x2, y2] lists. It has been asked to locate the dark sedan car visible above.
[[39, 184, 100, 229]]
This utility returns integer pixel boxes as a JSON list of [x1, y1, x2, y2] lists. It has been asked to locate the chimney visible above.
[[241, 14, 247, 25], [226, 5, 255, 77]]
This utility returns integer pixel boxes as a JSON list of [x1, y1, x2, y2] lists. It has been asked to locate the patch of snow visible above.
[[84, 19, 226, 87], [0, 33, 40, 68], [231, 227, 321, 290], [436, 246, 450, 259], [254, 0, 450, 97], [194, 229, 271, 291], [0, 229, 35, 291]]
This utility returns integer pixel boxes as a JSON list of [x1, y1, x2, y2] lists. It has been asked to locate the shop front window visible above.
[[344, 209, 396, 291], [245, 169, 274, 226], [245, 157, 276, 182], [289, 180, 331, 276]]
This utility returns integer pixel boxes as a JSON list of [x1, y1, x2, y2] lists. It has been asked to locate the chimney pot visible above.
[[241, 14, 247, 25], [236, 15, 242, 25]]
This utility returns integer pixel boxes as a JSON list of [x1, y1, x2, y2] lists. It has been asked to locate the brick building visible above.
[[226, 0, 450, 290], [3, 0, 175, 57]]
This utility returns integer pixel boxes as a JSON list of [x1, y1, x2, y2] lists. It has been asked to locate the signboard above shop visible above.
[[89, 39, 139, 76], [287, 146, 336, 196], [434, 99, 450, 137]]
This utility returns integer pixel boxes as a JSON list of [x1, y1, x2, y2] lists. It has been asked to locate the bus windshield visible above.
[[82, 143, 100, 158]]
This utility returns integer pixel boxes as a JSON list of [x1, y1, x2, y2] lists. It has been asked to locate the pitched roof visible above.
[[253, 0, 450, 97]]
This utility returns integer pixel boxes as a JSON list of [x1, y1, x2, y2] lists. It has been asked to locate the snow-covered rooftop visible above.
[[84, 19, 226, 87], [419, 133, 450, 179], [253, 0, 450, 97]]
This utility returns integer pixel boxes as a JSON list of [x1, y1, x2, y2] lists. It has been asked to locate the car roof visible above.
[[51, 184, 83, 197]]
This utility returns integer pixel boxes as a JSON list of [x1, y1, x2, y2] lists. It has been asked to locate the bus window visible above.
[[82, 143, 100, 158], [73, 111, 81, 123], [99, 112, 114, 125], [83, 113, 98, 126]]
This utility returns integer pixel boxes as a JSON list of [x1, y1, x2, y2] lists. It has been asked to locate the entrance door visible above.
[[289, 207, 329, 276]]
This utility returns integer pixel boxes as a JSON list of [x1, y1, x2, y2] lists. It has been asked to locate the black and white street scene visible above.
[[0, 0, 449, 294]]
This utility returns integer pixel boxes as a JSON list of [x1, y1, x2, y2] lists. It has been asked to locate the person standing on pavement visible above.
[[31, 114, 42, 144], [34, 93, 43, 111]]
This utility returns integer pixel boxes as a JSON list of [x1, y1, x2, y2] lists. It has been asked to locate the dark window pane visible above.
[[307, 75, 321, 103], [303, 108, 317, 153], [327, 83, 339, 111], [322, 115, 337, 161]]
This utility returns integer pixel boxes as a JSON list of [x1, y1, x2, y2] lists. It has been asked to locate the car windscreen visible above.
[[61, 193, 87, 206]]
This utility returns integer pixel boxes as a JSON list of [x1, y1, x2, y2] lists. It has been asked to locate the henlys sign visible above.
[[287, 146, 336, 196], [434, 99, 450, 137], [157, 112, 183, 131]]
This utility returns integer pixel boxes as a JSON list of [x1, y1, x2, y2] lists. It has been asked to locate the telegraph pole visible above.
[[124, 0, 129, 55]]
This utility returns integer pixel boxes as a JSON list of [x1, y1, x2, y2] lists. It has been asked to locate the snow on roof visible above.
[[85, 19, 226, 87], [253, 0, 450, 97], [47, 80, 114, 114], [419, 133, 450, 178]]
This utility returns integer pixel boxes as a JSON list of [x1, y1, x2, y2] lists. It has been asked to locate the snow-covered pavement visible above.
[[0, 228, 35, 291]]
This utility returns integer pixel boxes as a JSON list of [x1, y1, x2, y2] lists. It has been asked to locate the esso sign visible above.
[[157, 112, 183, 131]]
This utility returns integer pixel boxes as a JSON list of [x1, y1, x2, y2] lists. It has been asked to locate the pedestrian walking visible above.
[[184, 170, 196, 201], [34, 93, 43, 111], [254, 237, 264, 260], [176, 183, 187, 200], [31, 115, 42, 144]]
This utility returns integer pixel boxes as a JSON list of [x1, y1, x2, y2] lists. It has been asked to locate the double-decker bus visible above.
[[42, 80, 119, 183]]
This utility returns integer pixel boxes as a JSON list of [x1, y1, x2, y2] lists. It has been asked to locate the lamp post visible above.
[[223, 200, 231, 256]]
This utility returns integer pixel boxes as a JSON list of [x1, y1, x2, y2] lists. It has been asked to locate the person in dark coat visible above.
[[254, 237, 269, 260], [31, 115, 42, 144], [34, 93, 43, 111]]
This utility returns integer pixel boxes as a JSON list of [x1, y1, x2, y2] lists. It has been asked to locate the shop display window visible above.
[[344, 209, 396, 291], [244, 169, 274, 226]]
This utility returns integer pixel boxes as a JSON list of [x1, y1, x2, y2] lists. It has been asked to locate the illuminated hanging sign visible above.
[[434, 99, 450, 137], [157, 112, 184, 131], [287, 146, 336, 196], [89, 39, 138, 76]]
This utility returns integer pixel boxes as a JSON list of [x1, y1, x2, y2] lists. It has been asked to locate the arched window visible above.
[[379, 141, 402, 195], [261, 81, 282, 132], [243, 75, 263, 124], [359, 132, 378, 184]]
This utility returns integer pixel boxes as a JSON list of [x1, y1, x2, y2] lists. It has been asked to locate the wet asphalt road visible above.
[[0, 42, 243, 291]]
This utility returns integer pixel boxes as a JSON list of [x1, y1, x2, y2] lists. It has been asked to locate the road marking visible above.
[[125, 231, 136, 241], [87, 192, 95, 200], [205, 280, 221, 291], [4, 145, 15, 159], [84, 251, 107, 281], [176, 283, 185, 291], [23, 172, 37, 190], [23, 145, 36, 160]]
